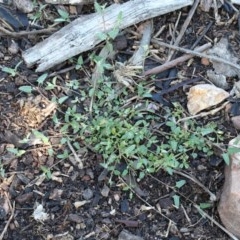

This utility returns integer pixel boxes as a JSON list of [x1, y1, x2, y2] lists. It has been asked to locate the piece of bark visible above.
[[45, 0, 93, 4], [22, 0, 194, 72]]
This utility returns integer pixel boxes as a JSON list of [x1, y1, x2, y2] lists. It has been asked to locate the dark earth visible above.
[[0, 0, 240, 239]]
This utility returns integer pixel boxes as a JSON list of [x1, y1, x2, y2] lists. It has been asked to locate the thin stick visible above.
[[167, 0, 200, 61], [173, 170, 216, 201], [191, 21, 213, 49], [119, 177, 175, 223], [177, 101, 229, 123], [145, 43, 211, 76], [67, 140, 83, 169], [0, 195, 15, 240], [0, 26, 56, 37], [152, 39, 240, 71], [193, 204, 239, 240]]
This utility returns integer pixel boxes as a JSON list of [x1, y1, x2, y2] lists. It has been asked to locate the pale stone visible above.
[[218, 136, 240, 238], [118, 230, 144, 240], [187, 84, 229, 115], [231, 116, 240, 130]]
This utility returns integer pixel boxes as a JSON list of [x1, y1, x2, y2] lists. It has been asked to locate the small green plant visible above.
[[94, 1, 122, 52], [7, 148, 26, 157], [1, 61, 22, 77], [29, 2, 48, 24], [54, 9, 70, 23], [40, 166, 52, 180], [37, 2, 227, 184]]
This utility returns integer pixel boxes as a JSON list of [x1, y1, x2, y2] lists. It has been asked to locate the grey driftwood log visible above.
[[45, 0, 93, 4], [22, 0, 194, 72]]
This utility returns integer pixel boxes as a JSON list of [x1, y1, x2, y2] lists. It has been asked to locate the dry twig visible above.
[[0, 194, 15, 240], [0, 26, 56, 37], [173, 170, 216, 201], [144, 42, 211, 76], [167, 0, 200, 60], [151, 39, 240, 72], [67, 140, 84, 169], [193, 204, 239, 240]]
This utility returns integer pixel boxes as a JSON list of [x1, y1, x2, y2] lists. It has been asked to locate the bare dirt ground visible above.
[[0, 1, 239, 239]]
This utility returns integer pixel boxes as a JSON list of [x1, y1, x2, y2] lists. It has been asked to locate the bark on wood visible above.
[[45, 0, 93, 4], [22, 0, 194, 72]]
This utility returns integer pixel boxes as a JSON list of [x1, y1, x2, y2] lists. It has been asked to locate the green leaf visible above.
[[175, 180, 186, 188], [40, 166, 52, 179], [57, 150, 69, 159], [94, 1, 105, 13], [199, 202, 212, 209], [97, 32, 108, 41], [200, 127, 214, 136], [170, 140, 178, 152], [37, 73, 48, 85], [76, 56, 83, 69], [45, 82, 55, 90], [108, 28, 119, 39], [58, 96, 69, 104], [54, 18, 67, 22], [138, 171, 145, 180], [222, 153, 230, 165], [60, 137, 68, 144], [57, 9, 69, 20], [32, 130, 50, 144], [89, 88, 95, 97], [7, 148, 26, 157], [228, 146, 240, 154], [172, 195, 180, 209], [121, 169, 128, 176], [124, 145, 136, 156], [19, 85, 33, 93], [48, 148, 54, 156], [2, 67, 16, 76]]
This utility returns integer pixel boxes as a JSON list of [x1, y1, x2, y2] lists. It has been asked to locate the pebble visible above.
[[68, 213, 84, 224], [13, 0, 34, 13], [82, 188, 93, 200], [231, 115, 240, 130], [118, 229, 144, 240], [187, 84, 229, 115], [8, 41, 19, 54], [101, 184, 110, 197], [120, 199, 129, 213]]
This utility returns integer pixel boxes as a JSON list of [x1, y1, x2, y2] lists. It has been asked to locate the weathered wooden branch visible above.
[[45, 0, 93, 4], [22, 0, 194, 72]]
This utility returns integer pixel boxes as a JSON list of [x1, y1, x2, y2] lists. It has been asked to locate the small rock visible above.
[[231, 115, 240, 130], [82, 188, 93, 200], [86, 168, 94, 179], [13, 0, 34, 13], [113, 35, 128, 50], [101, 184, 110, 197], [74, 200, 89, 209], [8, 41, 19, 54], [187, 84, 229, 115], [113, 192, 120, 202], [120, 199, 129, 213], [218, 136, 240, 237], [49, 189, 63, 200], [68, 214, 83, 224], [207, 70, 229, 90], [118, 229, 144, 240], [201, 57, 210, 66]]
